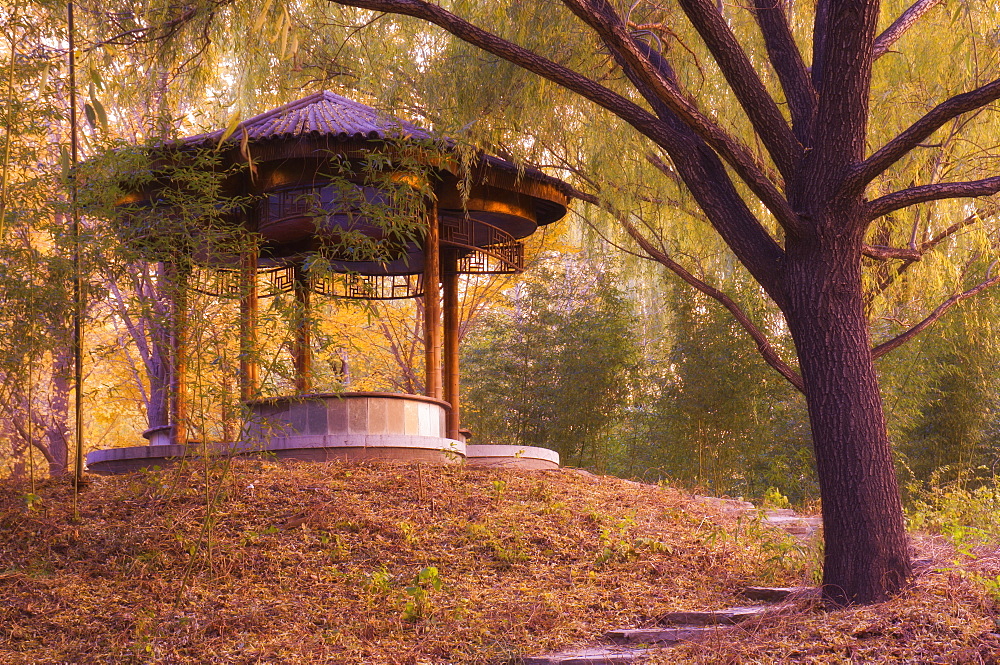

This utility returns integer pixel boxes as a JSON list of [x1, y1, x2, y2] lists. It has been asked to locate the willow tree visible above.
[[58, 0, 999, 604], [287, 0, 1000, 605]]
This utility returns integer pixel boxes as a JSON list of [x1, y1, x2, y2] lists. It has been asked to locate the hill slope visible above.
[[1, 459, 996, 663]]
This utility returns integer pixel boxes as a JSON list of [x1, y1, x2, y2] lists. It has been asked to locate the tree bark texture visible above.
[[783, 222, 912, 605]]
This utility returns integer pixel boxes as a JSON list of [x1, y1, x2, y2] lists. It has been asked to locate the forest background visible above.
[[0, 0, 998, 514]]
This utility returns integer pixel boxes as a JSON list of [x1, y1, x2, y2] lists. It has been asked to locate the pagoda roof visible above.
[[186, 91, 434, 146]]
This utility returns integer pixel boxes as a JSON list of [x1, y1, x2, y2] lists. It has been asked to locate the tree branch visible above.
[[558, 0, 802, 232], [751, 0, 817, 144], [625, 38, 801, 237], [872, 0, 945, 60], [867, 176, 1000, 219], [331, 0, 799, 235], [848, 78, 1000, 193], [870, 205, 996, 296], [862, 244, 922, 261], [326, 1, 696, 162], [330, 0, 795, 299], [566, 184, 804, 392], [672, 0, 803, 177], [872, 271, 1000, 359]]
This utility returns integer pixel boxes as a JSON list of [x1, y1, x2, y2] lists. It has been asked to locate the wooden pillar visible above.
[[293, 262, 313, 393], [166, 261, 189, 445], [422, 202, 443, 400], [239, 250, 259, 401], [442, 251, 461, 440]]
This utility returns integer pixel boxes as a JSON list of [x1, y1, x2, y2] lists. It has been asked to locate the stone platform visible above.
[[87, 392, 468, 474], [86, 393, 569, 474]]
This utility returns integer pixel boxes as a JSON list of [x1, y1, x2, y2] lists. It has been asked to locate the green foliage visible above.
[[461, 254, 638, 470], [907, 471, 1000, 599], [907, 471, 1000, 557], [762, 487, 791, 510], [594, 515, 672, 566], [626, 279, 816, 503], [881, 294, 1000, 491], [402, 565, 443, 623]]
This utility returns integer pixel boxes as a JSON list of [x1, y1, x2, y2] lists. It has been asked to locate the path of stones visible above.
[[524, 482, 823, 665]]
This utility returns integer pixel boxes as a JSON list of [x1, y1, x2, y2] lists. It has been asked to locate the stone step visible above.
[[657, 605, 769, 626], [606, 625, 720, 645], [741, 586, 818, 602], [762, 511, 823, 537], [521, 646, 652, 664]]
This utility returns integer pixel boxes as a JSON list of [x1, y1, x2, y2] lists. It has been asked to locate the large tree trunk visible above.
[[783, 224, 912, 605]]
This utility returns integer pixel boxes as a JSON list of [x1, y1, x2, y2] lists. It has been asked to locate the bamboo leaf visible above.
[[269, 9, 285, 44], [38, 63, 50, 92], [252, 0, 276, 33], [83, 102, 97, 130], [216, 110, 242, 149], [92, 97, 108, 133], [59, 144, 70, 177], [278, 8, 290, 56]]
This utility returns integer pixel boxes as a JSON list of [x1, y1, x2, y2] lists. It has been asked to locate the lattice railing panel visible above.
[[441, 216, 524, 274], [313, 272, 423, 300]]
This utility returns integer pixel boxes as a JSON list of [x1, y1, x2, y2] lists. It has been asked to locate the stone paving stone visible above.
[[606, 625, 720, 645], [521, 646, 652, 664], [762, 510, 823, 538], [658, 605, 769, 626]]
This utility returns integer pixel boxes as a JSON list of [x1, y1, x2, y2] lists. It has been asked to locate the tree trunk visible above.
[[45, 346, 72, 476], [783, 226, 911, 605]]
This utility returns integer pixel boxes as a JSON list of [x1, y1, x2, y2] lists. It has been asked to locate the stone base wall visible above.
[[466, 445, 561, 470], [87, 395, 565, 475]]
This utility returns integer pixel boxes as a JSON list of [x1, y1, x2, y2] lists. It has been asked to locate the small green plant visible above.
[[593, 515, 670, 566], [397, 520, 418, 545], [239, 525, 279, 547], [325, 533, 350, 562], [490, 479, 507, 504], [23, 493, 41, 511], [907, 472, 1000, 559], [402, 566, 442, 623], [762, 486, 791, 510], [734, 513, 821, 584], [907, 472, 1000, 602], [968, 572, 1000, 602], [464, 521, 529, 568], [365, 566, 394, 594]]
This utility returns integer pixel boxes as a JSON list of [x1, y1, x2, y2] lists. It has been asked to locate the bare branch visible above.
[[872, 272, 1000, 359], [868, 176, 1000, 219], [558, 0, 802, 230], [624, 38, 801, 239], [672, 0, 803, 177], [327, 1, 697, 158], [872, 0, 945, 60], [862, 244, 922, 261], [871, 205, 996, 295], [750, 0, 817, 143], [565, 184, 804, 392], [331, 0, 798, 234], [918, 206, 995, 255], [848, 78, 1000, 193], [331, 0, 796, 299]]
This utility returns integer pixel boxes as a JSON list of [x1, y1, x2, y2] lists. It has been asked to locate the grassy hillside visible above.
[[1, 459, 996, 663]]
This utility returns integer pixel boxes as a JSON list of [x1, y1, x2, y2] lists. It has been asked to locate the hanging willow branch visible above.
[[565, 184, 805, 392]]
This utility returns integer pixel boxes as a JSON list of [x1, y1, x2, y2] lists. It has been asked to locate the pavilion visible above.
[[86, 92, 569, 474]]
